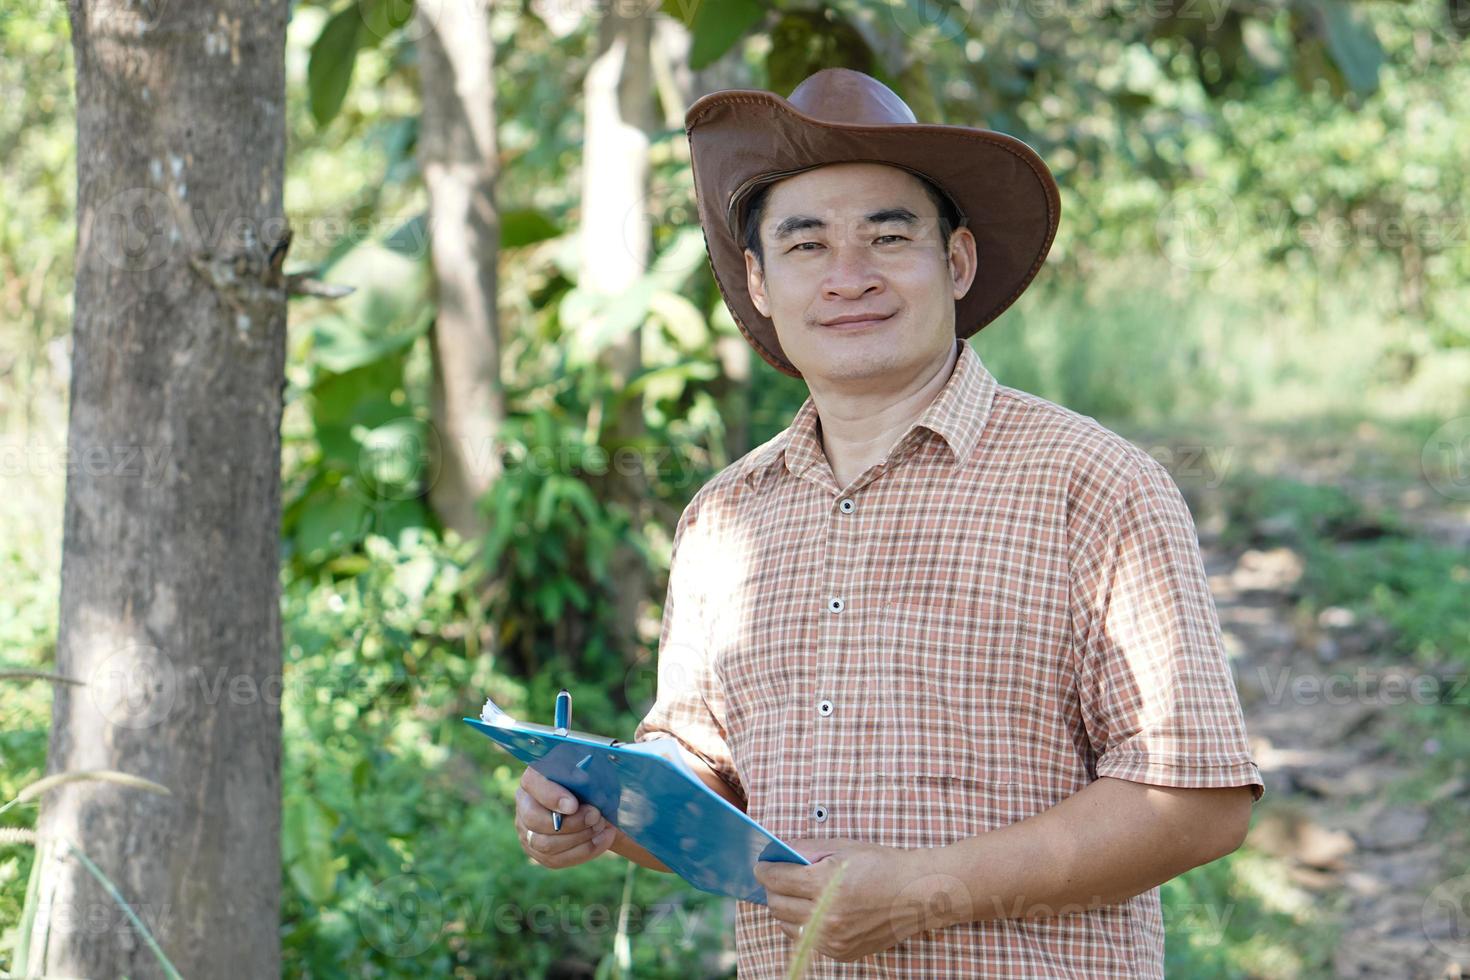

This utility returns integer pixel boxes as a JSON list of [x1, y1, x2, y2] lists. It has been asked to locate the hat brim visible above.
[[686, 90, 1061, 378]]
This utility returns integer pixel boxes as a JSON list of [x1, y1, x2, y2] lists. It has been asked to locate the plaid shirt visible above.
[[635, 338, 1263, 978]]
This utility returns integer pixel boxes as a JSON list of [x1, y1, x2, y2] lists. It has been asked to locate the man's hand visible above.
[[753, 839, 950, 963], [515, 767, 616, 869]]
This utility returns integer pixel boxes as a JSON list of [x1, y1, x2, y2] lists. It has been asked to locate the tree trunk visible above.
[[580, 6, 657, 664], [29, 0, 288, 976], [658, 18, 755, 458], [418, 0, 505, 541]]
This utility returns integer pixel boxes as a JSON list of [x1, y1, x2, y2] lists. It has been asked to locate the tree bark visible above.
[[30, 0, 288, 975], [580, 6, 657, 664], [418, 0, 505, 541], [658, 17, 755, 458]]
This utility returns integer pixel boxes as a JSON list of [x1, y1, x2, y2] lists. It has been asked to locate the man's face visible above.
[[743, 162, 977, 387]]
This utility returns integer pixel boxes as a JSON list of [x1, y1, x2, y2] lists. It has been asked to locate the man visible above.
[[514, 68, 1263, 977]]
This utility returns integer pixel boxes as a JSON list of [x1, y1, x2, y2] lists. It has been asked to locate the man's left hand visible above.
[[753, 839, 952, 962]]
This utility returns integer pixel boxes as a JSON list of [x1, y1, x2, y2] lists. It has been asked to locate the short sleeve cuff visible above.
[[1095, 753, 1265, 802]]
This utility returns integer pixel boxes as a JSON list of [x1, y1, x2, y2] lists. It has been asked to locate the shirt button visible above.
[[817, 699, 833, 717], [838, 498, 855, 514], [828, 597, 844, 613], [813, 805, 828, 823]]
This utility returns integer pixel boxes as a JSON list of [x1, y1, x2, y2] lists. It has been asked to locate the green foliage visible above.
[[669, 0, 768, 70], [308, 0, 415, 127], [1215, 475, 1388, 548], [766, 9, 877, 95], [278, 531, 729, 976], [1163, 848, 1339, 978], [1297, 0, 1386, 97], [308, 5, 368, 126], [1303, 537, 1470, 667], [474, 406, 634, 679], [283, 238, 434, 572], [0, 0, 76, 421]]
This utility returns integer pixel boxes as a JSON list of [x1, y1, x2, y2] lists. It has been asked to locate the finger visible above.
[[525, 823, 600, 857], [755, 861, 816, 900], [517, 787, 603, 835], [515, 786, 562, 836], [789, 841, 843, 862], [529, 823, 617, 868], [764, 894, 811, 926], [521, 768, 579, 818]]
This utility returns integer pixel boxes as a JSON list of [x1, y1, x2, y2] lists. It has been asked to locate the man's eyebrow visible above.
[[769, 206, 922, 241], [771, 215, 826, 241], [863, 207, 920, 227]]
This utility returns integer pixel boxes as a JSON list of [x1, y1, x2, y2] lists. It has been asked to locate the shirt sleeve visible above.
[[633, 492, 745, 803], [1071, 453, 1264, 802]]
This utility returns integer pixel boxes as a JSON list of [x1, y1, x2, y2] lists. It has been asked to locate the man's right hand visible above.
[[515, 766, 616, 869]]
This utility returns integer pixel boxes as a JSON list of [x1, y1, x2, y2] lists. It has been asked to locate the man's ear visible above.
[[744, 249, 772, 317], [948, 227, 978, 301]]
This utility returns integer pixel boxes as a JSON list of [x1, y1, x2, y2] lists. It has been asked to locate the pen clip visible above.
[[553, 688, 572, 737]]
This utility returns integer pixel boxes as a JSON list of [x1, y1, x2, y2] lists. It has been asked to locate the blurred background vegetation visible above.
[[3, 0, 1467, 975]]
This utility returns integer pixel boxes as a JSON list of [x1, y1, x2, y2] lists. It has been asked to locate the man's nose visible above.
[[822, 246, 883, 300]]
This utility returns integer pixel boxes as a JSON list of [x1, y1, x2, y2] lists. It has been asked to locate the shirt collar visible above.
[[741, 339, 998, 492]]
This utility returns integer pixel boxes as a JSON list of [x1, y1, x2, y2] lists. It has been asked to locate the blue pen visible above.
[[552, 689, 572, 831]]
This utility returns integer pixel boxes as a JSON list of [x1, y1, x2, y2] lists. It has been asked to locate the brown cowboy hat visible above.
[[685, 67, 1061, 378]]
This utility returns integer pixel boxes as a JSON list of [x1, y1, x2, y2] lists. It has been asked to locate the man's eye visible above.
[[791, 242, 823, 252], [875, 234, 908, 244]]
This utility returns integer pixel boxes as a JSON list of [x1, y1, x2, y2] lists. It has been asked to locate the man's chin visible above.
[[790, 348, 909, 386]]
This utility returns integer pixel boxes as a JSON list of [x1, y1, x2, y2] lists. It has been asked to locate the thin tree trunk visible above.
[[31, 0, 288, 975], [580, 7, 656, 664], [658, 18, 755, 458], [418, 0, 505, 541]]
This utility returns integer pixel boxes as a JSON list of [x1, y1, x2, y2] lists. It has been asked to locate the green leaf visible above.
[[559, 280, 656, 362], [648, 290, 710, 350], [501, 209, 563, 249], [294, 492, 371, 563], [659, 0, 704, 29], [623, 360, 718, 401], [283, 796, 340, 905], [533, 477, 563, 531], [1313, 0, 1384, 95], [767, 10, 878, 96], [383, 213, 428, 257], [310, 359, 402, 436], [311, 315, 422, 376], [308, 5, 366, 127], [358, 0, 415, 46], [310, 242, 431, 375], [557, 479, 601, 526], [647, 228, 709, 293], [686, 0, 766, 70]]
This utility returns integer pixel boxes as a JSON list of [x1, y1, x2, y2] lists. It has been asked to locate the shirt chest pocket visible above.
[[877, 593, 1025, 789]]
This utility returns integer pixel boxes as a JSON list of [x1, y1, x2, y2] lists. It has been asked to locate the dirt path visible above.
[[1197, 514, 1468, 977]]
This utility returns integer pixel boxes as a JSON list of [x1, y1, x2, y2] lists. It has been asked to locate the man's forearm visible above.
[[918, 777, 1253, 928], [609, 828, 672, 872]]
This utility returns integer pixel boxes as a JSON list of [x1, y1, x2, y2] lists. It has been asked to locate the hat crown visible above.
[[786, 68, 918, 126]]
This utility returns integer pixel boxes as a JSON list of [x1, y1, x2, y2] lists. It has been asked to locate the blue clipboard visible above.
[[463, 698, 808, 904]]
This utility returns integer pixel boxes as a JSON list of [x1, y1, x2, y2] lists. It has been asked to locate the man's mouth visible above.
[[818, 312, 896, 330]]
